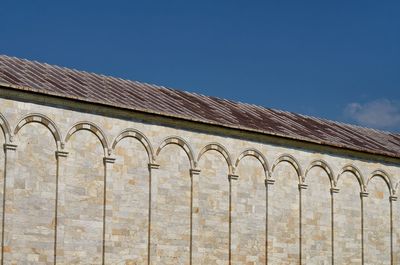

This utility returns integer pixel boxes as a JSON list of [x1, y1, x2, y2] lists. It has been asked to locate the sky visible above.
[[1, 1, 400, 132]]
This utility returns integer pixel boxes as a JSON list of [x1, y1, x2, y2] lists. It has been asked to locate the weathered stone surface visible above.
[[0, 95, 399, 264], [269, 162, 300, 264], [335, 172, 362, 264], [61, 130, 105, 264], [303, 166, 331, 264], [365, 177, 390, 265], [152, 144, 191, 264], [197, 150, 230, 264], [106, 137, 150, 264], [233, 156, 266, 265], [4, 123, 56, 265]]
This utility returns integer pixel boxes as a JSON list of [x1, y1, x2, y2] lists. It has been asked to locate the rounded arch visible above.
[[271, 154, 303, 183], [156, 136, 196, 169], [366, 169, 393, 195], [65, 122, 109, 156], [112, 128, 154, 163], [0, 112, 11, 143], [235, 148, 270, 179], [304, 159, 335, 187], [14, 113, 62, 150], [337, 164, 365, 192], [197, 142, 234, 175]]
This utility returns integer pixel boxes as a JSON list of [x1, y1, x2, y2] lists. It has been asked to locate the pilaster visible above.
[[148, 162, 159, 265], [189, 168, 200, 265], [54, 150, 68, 264], [360, 191, 369, 265], [1, 144, 17, 263], [228, 174, 238, 265], [102, 156, 115, 265]]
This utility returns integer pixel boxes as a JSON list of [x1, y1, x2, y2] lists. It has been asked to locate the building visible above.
[[0, 54, 399, 264]]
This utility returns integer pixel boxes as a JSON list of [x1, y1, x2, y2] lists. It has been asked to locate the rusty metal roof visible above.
[[0, 55, 399, 159]]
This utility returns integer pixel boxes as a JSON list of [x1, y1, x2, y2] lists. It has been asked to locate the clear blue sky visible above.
[[1, 1, 400, 131]]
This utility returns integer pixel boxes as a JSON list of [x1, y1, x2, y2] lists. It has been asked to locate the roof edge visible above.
[[1, 83, 399, 161]]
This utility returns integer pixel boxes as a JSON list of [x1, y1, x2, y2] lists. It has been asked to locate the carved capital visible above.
[[3, 143, 17, 151], [330, 188, 340, 194], [148, 163, 160, 170], [190, 169, 201, 175], [104, 157, 116, 164], [228, 174, 239, 181], [55, 150, 69, 158], [265, 179, 275, 186], [298, 183, 308, 190]]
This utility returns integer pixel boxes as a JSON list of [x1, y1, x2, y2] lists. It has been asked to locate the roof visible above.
[[0, 54, 399, 159]]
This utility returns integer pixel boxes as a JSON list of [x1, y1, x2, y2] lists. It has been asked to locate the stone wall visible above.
[[0, 95, 399, 265]]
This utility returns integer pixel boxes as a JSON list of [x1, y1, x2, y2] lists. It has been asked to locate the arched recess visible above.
[[334, 164, 365, 264], [0, 112, 11, 143], [111, 128, 154, 163], [61, 122, 107, 264], [196, 142, 232, 264], [197, 143, 233, 174], [304, 159, 334, 187], [65, 122, 109, 156], [271, 154, 303, 183], [235, 148, 269, 179], [233, 148, 268, 264], [156, 136, 195, 169], [14, 113, 62, 150], [152, 136, 194, 264], [4, 118, 58, 263], [268, 154, 302, 264], [337, 164, 365, 192], [366, 170, 393, 195], [303, 159, 334, 264], [364, 170, 392, 265], [107, 128, 153, 263]]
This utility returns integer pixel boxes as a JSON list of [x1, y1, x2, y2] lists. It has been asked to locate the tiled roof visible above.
[[0, 54, 399, 159]]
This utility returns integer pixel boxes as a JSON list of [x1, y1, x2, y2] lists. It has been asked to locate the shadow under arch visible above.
[[0, 112, 11, 143], [197, 142, 234, 175], [14, 113, 62, 150], [235, 148, 270, 179], [366, 169, 394, 195], [271, 154, 303, 184], [155, 136, 196, 169], [337, 164, 365, 192], [112, 128, 154, 164], [65, 122, 109, 156], [304, 159, 335, 188]]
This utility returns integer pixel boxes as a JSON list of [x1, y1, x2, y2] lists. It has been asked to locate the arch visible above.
[[337, 164, 365, 192], [156, 136, 196, 169], [0, 112, 11, 143], [304, 159, 335, 187], [366, 169, 393, 195], [197, 142, 234, 175], [235, 148, 270, 179], [271, 154, 303, 183], [65, 122, 109, 156], [112, 128, 154, 163], [14, 113, 62, 150]]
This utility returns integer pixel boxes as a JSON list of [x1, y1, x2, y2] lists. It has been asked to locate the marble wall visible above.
[[0, 96, 399, 265]]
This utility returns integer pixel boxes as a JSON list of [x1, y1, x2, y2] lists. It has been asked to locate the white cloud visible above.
[[344, 99, 400, 130]]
